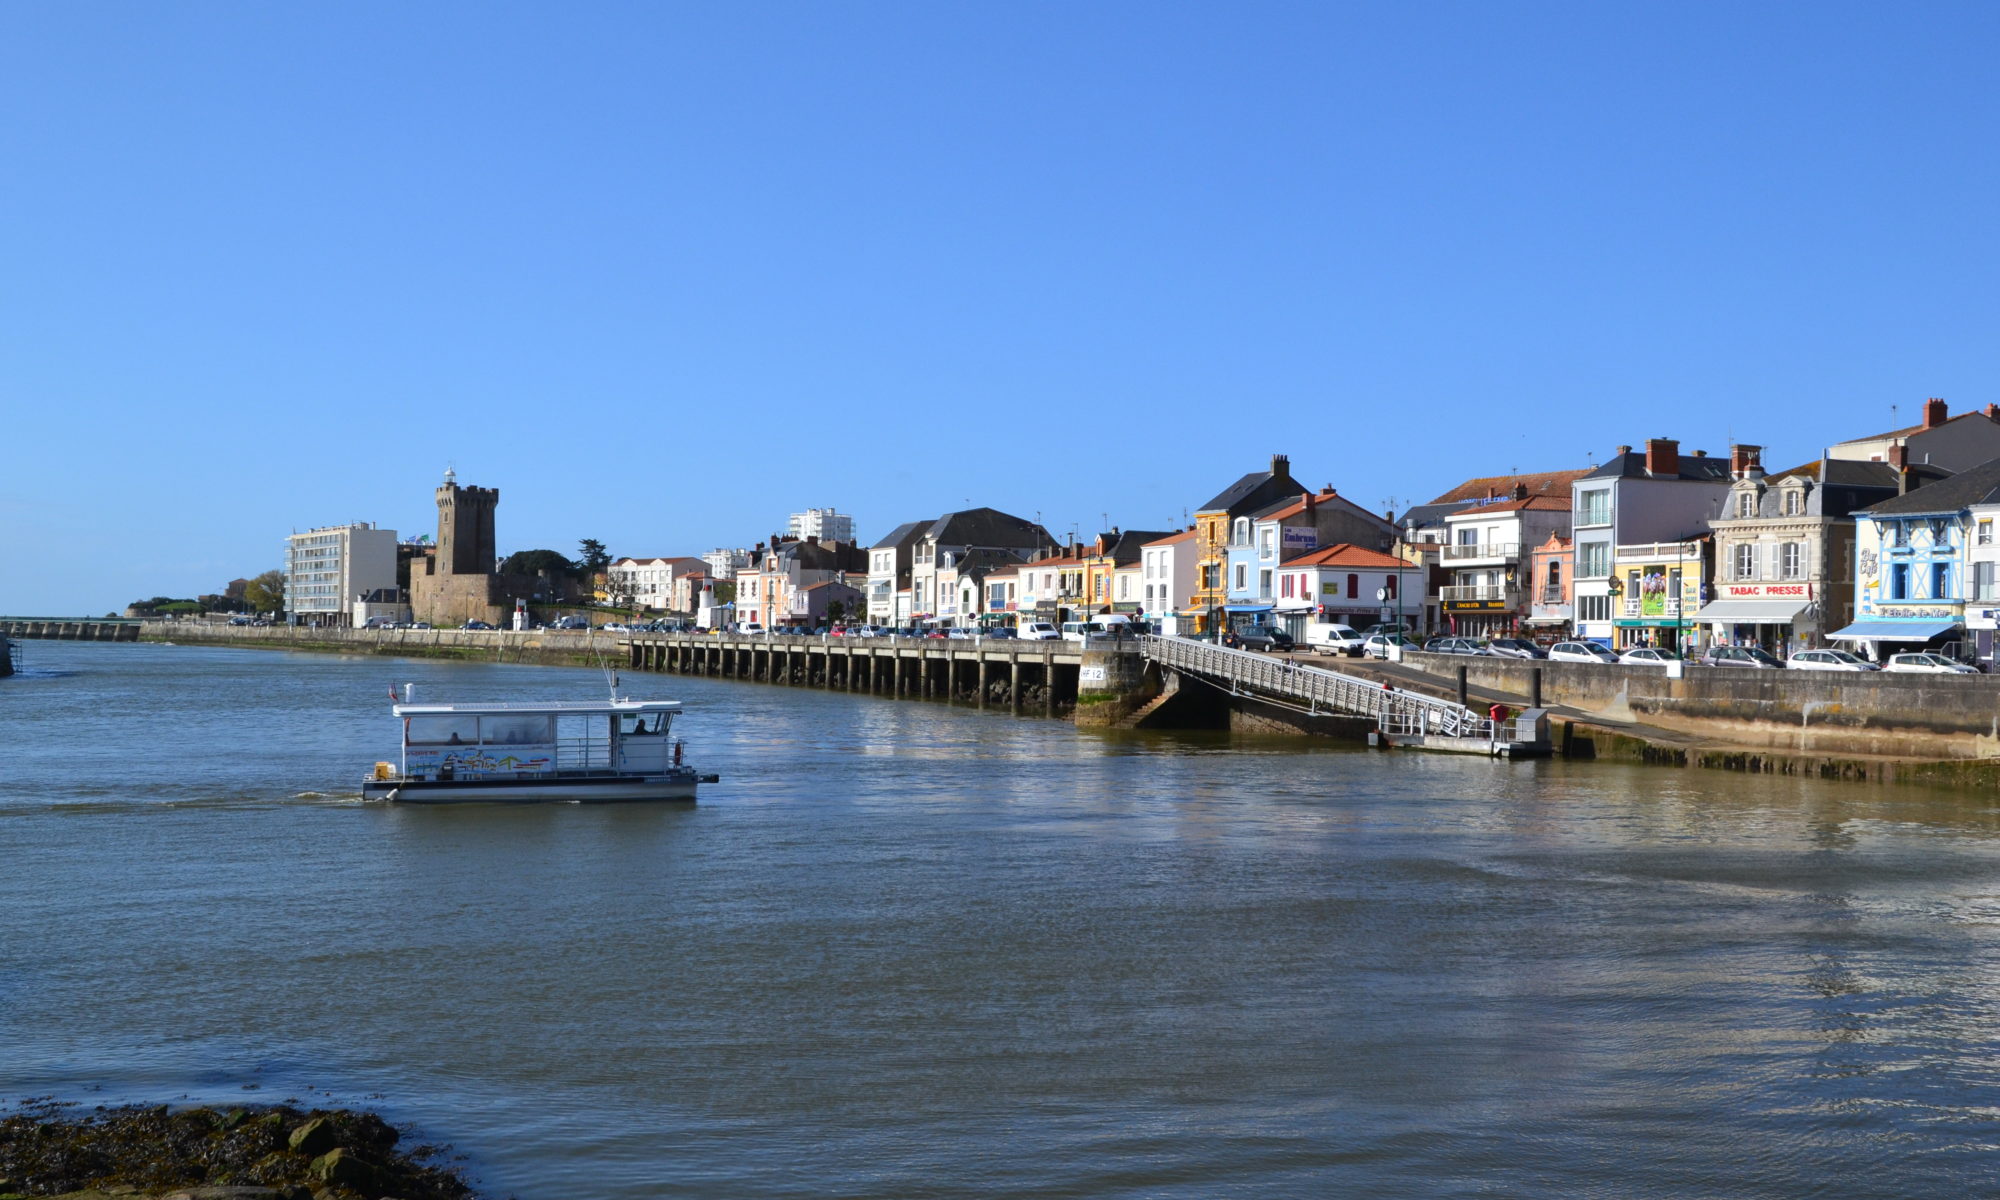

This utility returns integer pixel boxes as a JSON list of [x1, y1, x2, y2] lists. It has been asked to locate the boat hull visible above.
[[362, 771, 701, 804]]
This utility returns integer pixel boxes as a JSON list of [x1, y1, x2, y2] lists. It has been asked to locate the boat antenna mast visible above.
[[585, 625, 620, 699]]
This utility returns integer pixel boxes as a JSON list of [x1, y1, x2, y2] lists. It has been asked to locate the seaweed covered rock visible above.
[[0, 1100, 473, 1200]]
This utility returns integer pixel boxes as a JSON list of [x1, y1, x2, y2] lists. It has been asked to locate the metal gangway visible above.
[[1139, 635, 1498, 740]]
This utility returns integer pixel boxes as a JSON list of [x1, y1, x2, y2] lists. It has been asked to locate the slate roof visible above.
[[1859, 456, 2000, 515], [922, 507, 1053, 549], [871, 520, 930, 551], [1196, 460, 1303, 515], [1090, 531, 1174, 565], [1580, 452, 1732, 482], [1830, 409, 2000, 447], [1394, 500, 1473, 529], [1143, 529, 1199, 547]]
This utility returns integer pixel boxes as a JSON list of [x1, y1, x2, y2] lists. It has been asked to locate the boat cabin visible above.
[[390, 698, 684, 782]]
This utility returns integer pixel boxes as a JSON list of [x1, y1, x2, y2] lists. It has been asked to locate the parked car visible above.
[[985, 627, 1018, 639], [1019, 622, 1061, 641], [1486, 637, 1548, 660], [1362, 633, 1416, 659], [1882, 652, 1980, 675], [1618, 647, 1681, 667], [1548, 641, 1621, 664], [462, 620, 495, 630], [1230, 626, 1296, 652], [736, 622, 766, 636], [410, 622, 432, 630], [946, 627, 979, 639], [1425, 636, 1490, 656], [1360, 622, 1414, 639], [1786, 649, 1879, 672], [551, 616, 591, 631], [1304, 623, 1367, 656], [1701, 645, 1784, 669]]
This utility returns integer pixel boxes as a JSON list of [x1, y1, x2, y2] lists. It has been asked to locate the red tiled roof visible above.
[[1428, 468, 1592, 505], [1281, 543, 1411, 569], [1446, 494, 1573, 515]]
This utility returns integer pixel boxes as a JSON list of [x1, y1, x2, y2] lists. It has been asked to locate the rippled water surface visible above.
[[7, 641, 2000, 1198]]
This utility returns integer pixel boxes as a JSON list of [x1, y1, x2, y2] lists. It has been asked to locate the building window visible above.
[[1933, 562, 1952, 599], [1347, 573, 1360, 599], [1578, 490, 1611, 526], [1780, 543, 1802, 580], [1784, 490, 1803, 516], [1233, 519, 1250, 546], [1258, 569, 1272, 599], [1578, 542, 1611, 577], [1890, 563, 1909, 600], [1233, 564, 1247, 591], [1981, 520, 1994, 547], [1738, 492, 1756, 518], [1577, 594, 1611, 622], [1978, 561, 1997, 601], [1260, 528, 1275, 556], [1735, 544, 1758, 580]]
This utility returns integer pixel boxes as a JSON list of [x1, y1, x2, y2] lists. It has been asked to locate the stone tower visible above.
[[435, 468, 499, 576]]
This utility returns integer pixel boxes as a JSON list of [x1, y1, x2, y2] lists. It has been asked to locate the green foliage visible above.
[[713, 580, 737, 605], [500, 549, 577, 578], [241, 569, 286, 615], [576, 538, 611, 572]]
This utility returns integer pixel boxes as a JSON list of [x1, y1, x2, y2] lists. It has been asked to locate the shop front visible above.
[[1691, 584, 1813, 656], [1442, 598, 1514, 638], [1828, 613, 1963, 663]]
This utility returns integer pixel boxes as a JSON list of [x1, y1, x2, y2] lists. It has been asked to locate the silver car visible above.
[[1548, 640, 1620, 664], [1882, 652, 1979, 675], [1786, 649, 1879, 672]]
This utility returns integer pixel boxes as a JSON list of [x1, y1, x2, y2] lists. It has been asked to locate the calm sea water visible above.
[[5, 641, 2000, 1198]]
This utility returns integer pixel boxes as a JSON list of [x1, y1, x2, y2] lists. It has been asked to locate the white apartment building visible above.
[[702, 548, 748, 582], [1141, 530, 1198, 627], [788, 508, 855, 544], [283, 522, 398, 627]]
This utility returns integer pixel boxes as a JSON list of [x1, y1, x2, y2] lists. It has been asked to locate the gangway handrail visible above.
[[1137, 634, 1487, 737]]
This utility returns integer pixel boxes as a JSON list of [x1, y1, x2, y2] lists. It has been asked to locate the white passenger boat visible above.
[[361, 695, 715, 803]]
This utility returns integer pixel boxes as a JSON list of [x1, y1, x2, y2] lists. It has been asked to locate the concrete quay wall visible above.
[[1398, 651, 2000, 760], [134, 622, 614, 666], [2, 619, 141, 642]]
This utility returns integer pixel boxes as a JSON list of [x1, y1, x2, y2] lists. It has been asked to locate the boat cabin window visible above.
[[621, 712, 669, 736], [481, 714, 556, 745], [407, 714, 556, 745], [407, 715, 481, 746]]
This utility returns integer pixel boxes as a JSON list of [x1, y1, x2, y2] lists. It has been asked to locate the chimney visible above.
[[806, 535, 819, 547], [1615, 444, 1632, 457], [1887, 442, 1911, 494], [1692, 448, 1708, 457], [1987, 403, 2000, 421], [1271, 453, 1290, 480], [1925, 397, 1948, 429], [1645, 438, 1680, 477], [1303, 490, 1317, 514], [1511, 483, 1528, 501], [1728, 444, 1763, 480]]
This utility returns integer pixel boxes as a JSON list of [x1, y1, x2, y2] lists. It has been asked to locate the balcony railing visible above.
[[1540, 585, 1565, 603], [1439, 584, 1520, 604], [1622, 598, 1683, 617], [1440, 542, 1521, 562]]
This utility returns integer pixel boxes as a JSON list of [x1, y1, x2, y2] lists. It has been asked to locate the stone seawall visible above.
[[1399, 651, 2000, 760], [137, 622, 614, 666]]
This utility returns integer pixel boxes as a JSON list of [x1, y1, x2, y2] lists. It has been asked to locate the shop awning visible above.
[[1692, 598, 1812, 624], [1223, 604, 1273, 613], [1828, 619, 1959, 641], [1275, 600, 1315, 612]]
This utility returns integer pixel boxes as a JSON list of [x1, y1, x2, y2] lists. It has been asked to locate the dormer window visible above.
[[1782, 489, 1802, 516], [1736, 491, 1756, 518]]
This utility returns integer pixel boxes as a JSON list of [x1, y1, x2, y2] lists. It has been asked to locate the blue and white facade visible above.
[[1844, 500, 1969, 658]]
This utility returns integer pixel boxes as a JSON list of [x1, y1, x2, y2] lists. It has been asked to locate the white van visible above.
[[1060, 621, 1091, 643], [1019, 621, 1061, 640], [1304, 623, 1366, 656], [736, 622, 767, 636]]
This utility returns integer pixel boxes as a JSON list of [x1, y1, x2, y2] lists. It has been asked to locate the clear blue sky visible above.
[[4, 3, 1997, 613]]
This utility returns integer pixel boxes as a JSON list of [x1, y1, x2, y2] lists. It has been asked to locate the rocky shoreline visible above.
[[0, 1100, 478, 1200]]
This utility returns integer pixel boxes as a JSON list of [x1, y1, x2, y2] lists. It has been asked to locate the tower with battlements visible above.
[[435, 468, 499, 576]]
